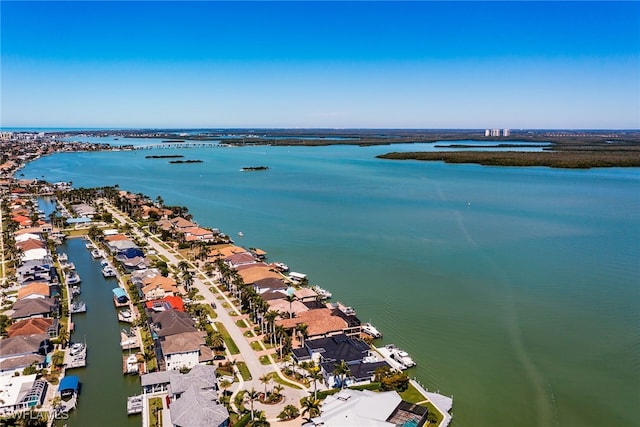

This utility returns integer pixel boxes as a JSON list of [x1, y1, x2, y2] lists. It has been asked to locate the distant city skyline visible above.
[[1, 1, 639, 129]]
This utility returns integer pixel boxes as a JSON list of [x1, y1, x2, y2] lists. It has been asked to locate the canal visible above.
[[56, 237, 140, 427]]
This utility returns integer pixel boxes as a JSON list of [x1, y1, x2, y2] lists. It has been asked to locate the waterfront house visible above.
[[207, 244, 246, 259], [306, 388, 429, 427], [236, 263, 282, 285], [10, 214, 32, 228], [140, 365, 229, 427], [0, 334, 52, 373], [17, 282, 51, 300], [10, 297, 59, 320], [117, 255, 148, 272], [225, 252, 257, 269], [183, 226, 217, 242], [6, 318, 59, 339], [15, 238, 46, 252], [14, 233, 42, 243], [141, 274, 179, 301], [276, 308, 349, 344], [141, 205, 172, 220], [17, 260, 57, 285], [149, 309, 197, 337], [145, 296, 185, 312], [71, 203, 96, 217], [159, 331, 213, 371], [20, 248, 49, 263], [105, 238, 139, 254], [253, 277, 288, 294], [0, 374, 49, 416]]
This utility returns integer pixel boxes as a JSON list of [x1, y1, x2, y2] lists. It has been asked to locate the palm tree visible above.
[[295, 322, 308, 348], [264, 310, 279, 345], [181, 270, 193, 290], [307, 365, 323, 399], [272, 384, 284, 400], [248, 410, 268, 427], [300, 396, 321, 421], [259, 373, 271, 396], [333, 360, 351, 389], [177, 260, 190, 273], [208, 330, 225, 350], [219, 379, 232, 402], [277, 404, 300, 421], [285, 294, 296, 318], [245, 388, 260, 421]]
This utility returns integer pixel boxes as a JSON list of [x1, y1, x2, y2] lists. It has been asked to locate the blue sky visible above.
[[1, 1, 638, 129]]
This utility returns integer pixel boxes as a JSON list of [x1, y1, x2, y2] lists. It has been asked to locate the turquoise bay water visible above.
[[22, 144, 640, 427]]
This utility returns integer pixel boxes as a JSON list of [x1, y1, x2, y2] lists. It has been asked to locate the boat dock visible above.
[[120, 328, 140, 350], [127, 395, 144, 415], [64, 344, 87, 369], [70, 300, 87, 313], [376, 344, 416, 371]]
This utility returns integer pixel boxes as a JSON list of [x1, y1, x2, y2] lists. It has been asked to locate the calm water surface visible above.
[[54, 238, 140, 427], [23, 144, 640, 427]]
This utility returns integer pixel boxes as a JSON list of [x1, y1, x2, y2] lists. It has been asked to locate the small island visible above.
[[241, 166, 269, 171], [169, 159, 203, 164]]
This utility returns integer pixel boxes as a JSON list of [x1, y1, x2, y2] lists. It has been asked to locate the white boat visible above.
[[125, 354, 139, 374], [118, 309, 133, 323], [91, 249, 102, 259], [70, 301, 86, 313], [361, 322, 382, 339], [58, 253, 68, 262], [69, 342, 86, 357], [386, 344, 416, 369], [66, 272, 81, 285], [333, 301, 356, 316], [313, 286, 332, 299], [102, 266, 117, 277], [274, 262, 289, 272], [237, 231, 244, 237], [100, 259, 110, 267], [71, 286, 81, 296]]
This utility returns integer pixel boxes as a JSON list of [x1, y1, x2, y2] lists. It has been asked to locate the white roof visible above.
[[102, 229, 119, 236], [0, 373, 38, 408], [15, 233, 41, 243], [289, 272, 307, 280], [313, 389, 401, 427], [21, 248, 49, 261]]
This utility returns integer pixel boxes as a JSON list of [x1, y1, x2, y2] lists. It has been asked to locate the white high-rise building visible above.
[[484, 129, 491, 137], [491, 129, 500, 137], [503, 129, 510, 137]]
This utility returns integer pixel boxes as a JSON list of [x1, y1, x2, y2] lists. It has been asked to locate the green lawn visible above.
[[400, 384, 443, 425], [270, 372, 303, 390], [214, 322, 240, 354], [235, 319, 248, 328], [259, 355, 271, 365], [236, 361, 252, 381], [250, 341, 263, 351]]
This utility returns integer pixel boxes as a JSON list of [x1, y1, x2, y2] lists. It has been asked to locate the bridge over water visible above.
[[132, 142, 223, 149]]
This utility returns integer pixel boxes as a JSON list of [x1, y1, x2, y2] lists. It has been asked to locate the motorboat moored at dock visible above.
[[70, 301, 86, 313], [66, 271, 81, 285], [102, 265, 117, 277], [385, 344, 416, 369], [361, 322, 382, 338]]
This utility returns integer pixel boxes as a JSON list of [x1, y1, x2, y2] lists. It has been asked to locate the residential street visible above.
[[102, 201, 311, 422]]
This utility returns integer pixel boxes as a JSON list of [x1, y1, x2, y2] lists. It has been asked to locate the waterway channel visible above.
[[55, 237, 140, 427]]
